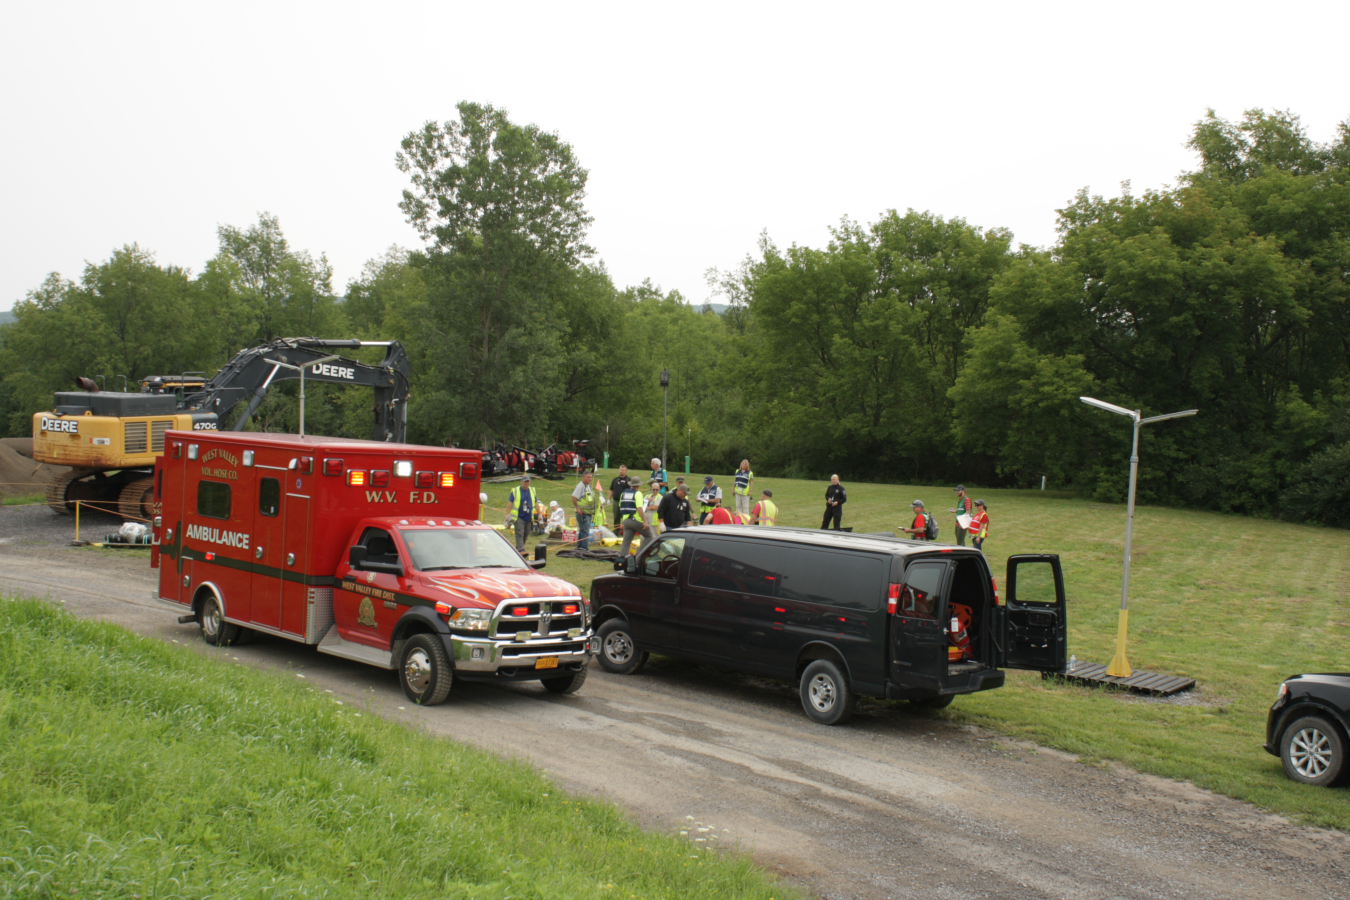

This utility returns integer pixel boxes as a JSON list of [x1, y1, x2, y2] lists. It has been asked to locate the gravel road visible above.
[[3, 503, 1347, 900]]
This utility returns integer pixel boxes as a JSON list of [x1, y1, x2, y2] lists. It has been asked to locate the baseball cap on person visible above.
[[521, 474, 531, 482], [911, 500, 924, 508], [675, 483, 688, 492], [954, 484, 965, 492], [703, 475, 714, 483], [974, 499, 986, 507]]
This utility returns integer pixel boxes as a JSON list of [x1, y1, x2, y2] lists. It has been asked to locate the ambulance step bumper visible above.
[[315, 626, 394, 670]]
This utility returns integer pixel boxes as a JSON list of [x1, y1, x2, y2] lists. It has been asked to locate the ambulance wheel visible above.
[[597, 619, 647, 674], [199, 596, 242, 647], [542, 664, 588, 695], [800, 659, 855, 725], [399, 634, 452, 706]]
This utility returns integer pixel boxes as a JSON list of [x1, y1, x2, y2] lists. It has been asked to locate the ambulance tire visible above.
[[800, 659, 855, 726], [399, 634, 453, 706], [596, 619, 648, 675], [198, 596, 243, 647], [542, 663, 588, 695]]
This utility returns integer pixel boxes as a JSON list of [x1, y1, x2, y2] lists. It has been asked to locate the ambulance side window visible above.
[[359, 527, 400, 566], [197, 481, 231, 520], [259, 478, 280, 517]]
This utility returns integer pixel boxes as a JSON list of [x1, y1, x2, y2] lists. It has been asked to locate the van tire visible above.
[[597, 620, 648, 675], [199, 596, 242, 647], [800, 660, 855, 725], [542, 664, 588, 695], [399, 634, 453, 706]]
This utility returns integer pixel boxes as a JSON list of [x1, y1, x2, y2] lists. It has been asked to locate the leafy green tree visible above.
[[394, 102, 593, 446]]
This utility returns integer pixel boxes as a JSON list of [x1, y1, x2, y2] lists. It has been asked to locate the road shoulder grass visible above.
[[0, 597, 796, 900]]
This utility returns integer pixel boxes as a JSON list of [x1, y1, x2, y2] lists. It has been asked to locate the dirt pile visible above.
[[0, 443, 70, 501]]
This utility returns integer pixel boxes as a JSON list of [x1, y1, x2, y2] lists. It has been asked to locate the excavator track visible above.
[[117, 477, 156, 522], [45, 469, 102, 515]]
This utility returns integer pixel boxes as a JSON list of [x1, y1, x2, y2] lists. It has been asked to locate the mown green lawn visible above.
[[492, 467, 1350, 830], [0, 598, 797, 900]]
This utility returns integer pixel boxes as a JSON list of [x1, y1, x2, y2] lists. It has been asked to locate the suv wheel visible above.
[[1281, 715, 1347, 786], [597, 619, 648, 675], [800, 659, 855, 725]]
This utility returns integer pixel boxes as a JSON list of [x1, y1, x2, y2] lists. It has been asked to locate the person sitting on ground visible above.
[[749, 489, 778, 526], [901, 500, 929, 541], [546, 500, 566, 534], [708, 503, 735, 525]]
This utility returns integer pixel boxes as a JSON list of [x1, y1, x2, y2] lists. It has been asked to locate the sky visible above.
[[2, 1, 1347, 312]]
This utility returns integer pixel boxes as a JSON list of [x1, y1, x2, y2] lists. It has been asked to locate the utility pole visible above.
[[660, 370, 670, 468]]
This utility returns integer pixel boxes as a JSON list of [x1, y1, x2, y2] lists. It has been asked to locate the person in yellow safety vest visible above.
[[571, 471, 600, 550], [617, 483, 655, 556], [507, 475, 537, 552], [732, 459, 754, 519], [750, 489, 778, 526]]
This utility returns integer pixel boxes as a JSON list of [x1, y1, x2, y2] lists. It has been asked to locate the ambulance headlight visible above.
[[447, 608, 492, 632]]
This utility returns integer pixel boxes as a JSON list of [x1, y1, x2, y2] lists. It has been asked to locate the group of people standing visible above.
[[507, 457, 990, 556]]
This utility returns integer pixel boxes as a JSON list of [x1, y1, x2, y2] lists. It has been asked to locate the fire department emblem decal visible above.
[[365, 570, 377, 584], [357, 596, 378, 628]]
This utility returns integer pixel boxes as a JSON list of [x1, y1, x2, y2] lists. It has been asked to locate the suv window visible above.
[[688, 538, 780, 597], [642, 537, 686, 580], [899, 561, 945, 619], [778, 548, 884, 611]]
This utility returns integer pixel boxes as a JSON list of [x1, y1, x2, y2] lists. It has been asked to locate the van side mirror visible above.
[[624, 555, 638, 575], [349, 545, 367, 569], [529, 558, 547, 569]]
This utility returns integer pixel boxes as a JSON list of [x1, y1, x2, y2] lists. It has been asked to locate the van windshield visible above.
[[399, 528, 523, 571]]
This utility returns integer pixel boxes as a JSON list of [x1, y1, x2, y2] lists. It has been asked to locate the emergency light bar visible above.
[[439, 472, 455, 487], [347, 470, 367, 486]]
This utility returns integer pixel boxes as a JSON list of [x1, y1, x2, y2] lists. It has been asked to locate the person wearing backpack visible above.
[[901, 499, 936, 541]]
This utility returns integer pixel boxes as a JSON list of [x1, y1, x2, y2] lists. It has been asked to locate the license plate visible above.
[[535, 657, 559, 670]]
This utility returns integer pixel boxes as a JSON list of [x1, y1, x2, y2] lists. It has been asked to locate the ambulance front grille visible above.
[[306, 587, 334, 643], [151, 420, 172, 451], [124, 421, 148, 454]]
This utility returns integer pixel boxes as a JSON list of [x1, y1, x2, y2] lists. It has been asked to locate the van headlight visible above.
[[448, 608, 492, 632]]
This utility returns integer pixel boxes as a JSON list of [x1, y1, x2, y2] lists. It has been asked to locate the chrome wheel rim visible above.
[[1290, 727, 1333, 779], [404, 648, 432, 695], [604, 631, 633, 665], [202, 602, 220, 637], [808, 674, 836, 712]]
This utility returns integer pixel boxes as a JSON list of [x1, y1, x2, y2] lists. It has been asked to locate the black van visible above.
[[589, 526, 1067, 724]]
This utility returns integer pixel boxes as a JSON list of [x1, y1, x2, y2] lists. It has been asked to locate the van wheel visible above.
[[199, 596, 242, 647], [800, 659, 855, 725], [597, 620, 648, 674], [912, 694, 954, 710], [542, 664, 588, 695], [1281, 715, 1346, 786], [399, 634, 453, 706]]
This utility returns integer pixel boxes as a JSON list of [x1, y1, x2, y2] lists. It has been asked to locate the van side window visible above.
[[778, 549, 884, 611], [1012, 561, 1058, 604], [359, 527, 400, 566], [259, 477, 280, 517], [687, 538, 780, 597], [899, 562, 945, 619], [197, 481, 231, 520], [642, 537, 686, 580]]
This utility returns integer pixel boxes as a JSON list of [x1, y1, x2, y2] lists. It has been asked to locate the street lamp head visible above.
[[660, 369, 670, 387], [1080, 396, 1137, 419]]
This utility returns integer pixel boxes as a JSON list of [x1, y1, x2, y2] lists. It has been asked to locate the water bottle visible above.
[[1068, 655, 1076, 673]]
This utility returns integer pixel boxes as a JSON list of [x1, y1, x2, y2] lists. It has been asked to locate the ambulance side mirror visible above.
[[349, 545, 368, 569]]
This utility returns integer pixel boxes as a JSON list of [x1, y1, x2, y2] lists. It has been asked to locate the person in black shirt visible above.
[[658, 483, 693, 530], [609, 465, 633, 506], [822, 474, 846, 530]]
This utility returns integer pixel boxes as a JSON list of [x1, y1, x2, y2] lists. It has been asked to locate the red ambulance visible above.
[[152, 431, 592, 704]]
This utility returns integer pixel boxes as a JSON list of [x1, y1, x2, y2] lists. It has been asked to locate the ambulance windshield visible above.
[[400, 528, 523, 571]]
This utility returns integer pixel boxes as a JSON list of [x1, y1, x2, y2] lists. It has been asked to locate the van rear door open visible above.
[[996, 554, 1068, 673]]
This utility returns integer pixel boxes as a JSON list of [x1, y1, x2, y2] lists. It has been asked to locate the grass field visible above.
[[0, 493, 43, 506], [0, 598, 797, 900], [491, 467, 1350, 830]]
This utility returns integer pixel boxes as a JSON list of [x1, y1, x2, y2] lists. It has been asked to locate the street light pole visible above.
[[1081, 397, 1197, 677], [660, 369, 670, 469], [267, 354, 341, 437]]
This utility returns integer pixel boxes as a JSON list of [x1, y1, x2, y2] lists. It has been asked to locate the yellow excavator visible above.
[[32, 338, 410, 520]]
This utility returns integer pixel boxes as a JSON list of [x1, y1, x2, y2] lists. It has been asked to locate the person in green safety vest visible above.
[[750, 489, 778, 526], [732, 459, 754, 520], [571, 471, 600, 550], [506, 475, 537, 552]]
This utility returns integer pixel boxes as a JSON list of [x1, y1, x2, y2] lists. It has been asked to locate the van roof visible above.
[[683, 525, 984, 559]]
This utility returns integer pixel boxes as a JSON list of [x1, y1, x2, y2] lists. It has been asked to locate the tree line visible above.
[[3, 104, 1349, 526]]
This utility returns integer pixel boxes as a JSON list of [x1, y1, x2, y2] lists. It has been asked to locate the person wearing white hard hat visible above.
[[546, 500, 566, 533]]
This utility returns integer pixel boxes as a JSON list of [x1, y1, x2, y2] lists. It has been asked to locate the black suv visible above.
[[589, 526, 1068, 724], [1266, 674, 1350, 786]]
